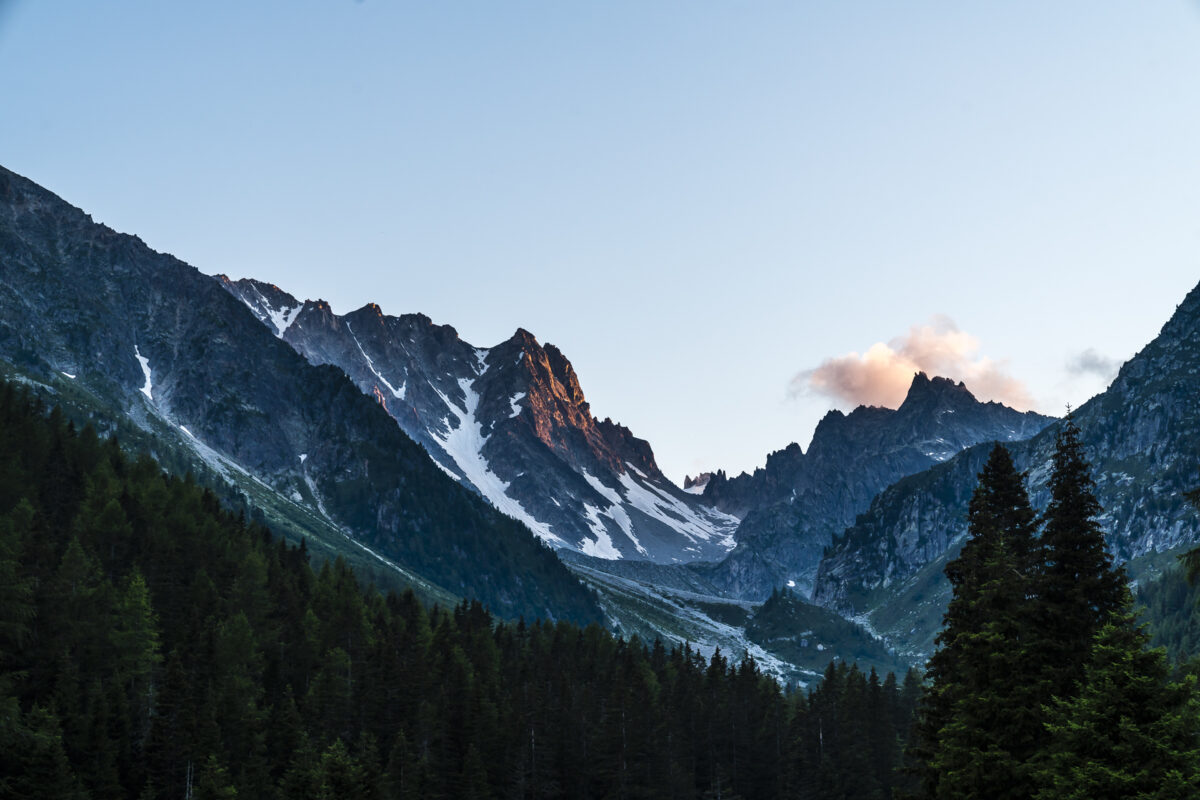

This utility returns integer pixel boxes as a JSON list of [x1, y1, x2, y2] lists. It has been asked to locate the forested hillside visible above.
[[1140, 567, 1200, 665], [0, 163, 602, 627], [0, 382, 921, 799]]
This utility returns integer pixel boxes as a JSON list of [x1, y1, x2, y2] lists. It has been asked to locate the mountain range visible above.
[[0, 164, 600, 624], [4, 162, 1200, 680], [219, 277, 739, 564], [696, 374, 1054, 599]]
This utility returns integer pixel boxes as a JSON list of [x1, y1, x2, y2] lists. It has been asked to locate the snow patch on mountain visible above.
[[580, 471, 646, 557], [271, 304, 302, 337], [582, 470, 622, 506], [303, 473, 329, 518], [508, 391, 526, 418], [346, 322, 405, 400], [430, 458, 463, 481], [580, 504, 623, 560], [134, 346, 153, 400], [245, 285, 302, 337], [431, 376, 565, 547], [618, 469, 738, 548]]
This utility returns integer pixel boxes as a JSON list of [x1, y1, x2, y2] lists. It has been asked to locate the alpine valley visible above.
[[3, 163, 1200, 684]]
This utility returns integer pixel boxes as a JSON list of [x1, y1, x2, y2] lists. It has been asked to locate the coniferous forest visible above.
[[3, 379, 1200, 798], [0, 382, 923, 799]]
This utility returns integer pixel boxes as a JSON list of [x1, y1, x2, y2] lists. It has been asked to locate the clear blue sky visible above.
[[3, 1, 1199, 482]]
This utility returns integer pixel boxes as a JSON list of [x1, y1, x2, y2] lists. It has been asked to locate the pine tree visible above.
[[867, 668, 898, 796], [1033, 592, 1200, 799]]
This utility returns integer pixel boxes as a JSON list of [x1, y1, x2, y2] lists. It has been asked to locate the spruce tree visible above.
[[0, 499, 35, 659], [912, 444, 1038, 799], [194, 753, 239, 800], [110, 568, 162, 744], [1036, 415, 1126, 700], [1033, 591, 1200, 799], [6, 704, 88, 800]]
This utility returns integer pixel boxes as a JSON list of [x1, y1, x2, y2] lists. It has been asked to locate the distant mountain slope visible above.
[[221, 277, 739, 564], [812, 280, 1200, 655], [0, 164, 601, 624], [696, 374, 1054, 599]]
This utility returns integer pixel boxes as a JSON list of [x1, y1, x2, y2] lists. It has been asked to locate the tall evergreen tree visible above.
[[1035, 415, 1126, 700], [0, 499, 35, 660], [110, 568, 162, 745], [911, 444, 1039, 799]]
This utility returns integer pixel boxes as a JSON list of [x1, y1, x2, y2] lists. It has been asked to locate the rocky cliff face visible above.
[[222, 278, 740, 563], [0, 165, 602, 624], [697, 374, 1055, 599], [812, 281, 1200, 626]]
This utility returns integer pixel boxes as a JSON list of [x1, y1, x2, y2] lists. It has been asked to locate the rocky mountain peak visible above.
[[0, 165, 605, 624], [806, 405, 893, 460], [509, 327, 541, 348], [899, 372, 974, 407], [501, 332, 587, 409], [700, 372, 1055, 599], [1159, 281, 1200, 340], [343, 302, 386, 328], [502, 334, 659, 477], [218, 277, 305, 337], [811, 279, 1200, 659], [212, 283, 737, 563], [542, 343, 587, 408], [1106, 281, 1200, 396]]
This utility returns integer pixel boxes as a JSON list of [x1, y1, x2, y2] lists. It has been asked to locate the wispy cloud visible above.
[[1066, 348, 1122, 383], [791, 315, 1034, 411]]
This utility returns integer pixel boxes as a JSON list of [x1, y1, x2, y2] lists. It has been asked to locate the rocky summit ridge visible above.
[[12, 160, 1200, 676], [694, 372, 1056, 599], [810, 280, 1200, 658], [221, 277, 740, 564], [0, 164, 602, 624]]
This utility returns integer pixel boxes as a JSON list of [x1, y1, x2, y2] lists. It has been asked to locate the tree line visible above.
[[0, 381, 923, 799], [6, 378, 1198, 798]]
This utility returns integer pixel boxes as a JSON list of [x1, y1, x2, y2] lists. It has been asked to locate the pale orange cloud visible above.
[[792, 316, 1034, 411]]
